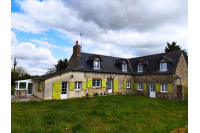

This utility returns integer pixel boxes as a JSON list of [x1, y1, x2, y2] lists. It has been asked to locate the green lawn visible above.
[[11, 86, 15, 95], [11, 95, 188, 133]]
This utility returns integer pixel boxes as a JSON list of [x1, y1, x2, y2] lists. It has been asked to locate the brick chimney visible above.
[[73, 41, 81, 57]]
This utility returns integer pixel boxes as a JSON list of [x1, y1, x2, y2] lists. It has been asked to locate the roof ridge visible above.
[[81, 52, 128, 59]]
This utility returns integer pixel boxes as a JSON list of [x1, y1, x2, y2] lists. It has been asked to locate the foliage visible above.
[[11, 66, 35, 86], [46, 67, 56, 74], [165, 41, 181, 52], [93, 93, 98, 96], [11, 86, 15, 95], [165, 41, 188, 63], [12, 95, 188, 133], [55, 58, 68, 71]]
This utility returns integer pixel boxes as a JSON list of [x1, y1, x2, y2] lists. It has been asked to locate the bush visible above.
[[86, 93, 89, 97], [100, 93, 102, 96]]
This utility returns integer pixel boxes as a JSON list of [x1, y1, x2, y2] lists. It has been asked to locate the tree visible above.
[[55, 58, 68, 71], [11, 66, 33, 85], [46, 68, 56, 74], [165, 41, 181, 52], [165, 41, 188, 63]]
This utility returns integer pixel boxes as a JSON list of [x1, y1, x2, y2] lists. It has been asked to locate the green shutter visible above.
[[52, 81, 61, 99], [131, 81, 133, 88], [143, 83, 146, 91], [36, 81, 38, 91], [134, 83, 137, 90], [102, 79, 106, 88], [113, 80, 118, 93], [40, 81, 43, 91], [82, 81, 86, 90], [168, 84, 172, 93], [87, 79, 92, 88], [70, 81, 75, 91], [156, 84, 160, 92], [124, 81, 126, 88]]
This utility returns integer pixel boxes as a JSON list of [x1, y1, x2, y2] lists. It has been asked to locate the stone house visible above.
[[14, 41, 188, 101]]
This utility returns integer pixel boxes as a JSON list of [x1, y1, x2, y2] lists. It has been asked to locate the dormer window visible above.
[[138, 65, 143, 72], [94, 60, 100, 69], [160, 62, 167, 71], [122, 63, 127, 71]]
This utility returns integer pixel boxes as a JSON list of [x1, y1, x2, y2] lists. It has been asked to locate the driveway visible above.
[[11, 95, 42, 102]]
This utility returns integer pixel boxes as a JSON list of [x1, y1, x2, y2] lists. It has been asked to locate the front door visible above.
[[27, 83, 33, 95], [149, 84, 156, 98], [61, 82, 68, 99], [108, 80, 113, 93]]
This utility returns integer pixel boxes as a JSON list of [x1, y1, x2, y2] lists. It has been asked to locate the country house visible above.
[[14, 41, 188, 101]]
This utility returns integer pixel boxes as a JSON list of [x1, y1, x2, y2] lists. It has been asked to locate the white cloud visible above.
[[30, 39, 61, 49], [11, 31, 18, 46]]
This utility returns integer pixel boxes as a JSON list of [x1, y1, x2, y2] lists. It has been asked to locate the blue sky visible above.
[[11, 0, 188, 75]]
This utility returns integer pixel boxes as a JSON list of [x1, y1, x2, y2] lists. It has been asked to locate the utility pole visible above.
[[13, 57, 17, 73]]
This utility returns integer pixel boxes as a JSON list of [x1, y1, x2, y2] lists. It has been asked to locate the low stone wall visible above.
[[14, 89, 27, 96]]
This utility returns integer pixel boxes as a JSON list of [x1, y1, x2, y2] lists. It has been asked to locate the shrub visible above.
[[86, 93, 89, 97], [100, 93, 102, 96]]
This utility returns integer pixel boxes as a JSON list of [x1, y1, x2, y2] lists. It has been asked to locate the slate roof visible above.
[[33, 50, 183, 80], [129, 50, 182, 74], [73, 52, 133, 74]]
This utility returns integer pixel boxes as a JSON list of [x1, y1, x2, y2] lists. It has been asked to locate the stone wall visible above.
[[175, 52, 188, 86], [133, 74, 181, 100], [84, 72, 134, 96]]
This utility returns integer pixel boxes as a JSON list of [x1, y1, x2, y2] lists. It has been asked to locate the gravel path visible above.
[[11, 95, 42, 102]]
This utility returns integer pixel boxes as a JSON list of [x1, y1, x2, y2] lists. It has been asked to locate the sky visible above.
[[11, 0, 188, 76]]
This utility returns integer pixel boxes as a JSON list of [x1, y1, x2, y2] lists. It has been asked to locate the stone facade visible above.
[[84, 72, 134, 96], [175, 52, 188, 86]]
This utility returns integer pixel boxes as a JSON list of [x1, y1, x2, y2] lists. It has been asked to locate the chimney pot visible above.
[[76, 41, 78, 45], [73, 41, 81, 57]]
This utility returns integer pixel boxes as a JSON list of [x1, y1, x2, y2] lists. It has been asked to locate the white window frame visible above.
[[138, 65, 143, 72], [149, 84, 155, 91], [138, 83, 143, 90], [160, 62, 167, 71], [126, 81, 130, 88], [74, 82, 81, 90], [160, 84, 168, 92], [92, 79, 101, 88], [94, 60, 100, 69], [122, 63, 127, 71]]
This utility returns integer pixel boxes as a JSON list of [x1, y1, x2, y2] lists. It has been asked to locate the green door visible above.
[[52, 81, 61, 99]]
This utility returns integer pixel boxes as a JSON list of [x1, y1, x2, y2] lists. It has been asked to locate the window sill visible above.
[[161, 91, 168, 93], [74, 89, 82, 91], [138, 89, 143, 91], [160, 69, 167, 71]]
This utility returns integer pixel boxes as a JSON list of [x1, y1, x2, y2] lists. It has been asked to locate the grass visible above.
[[184, 86, 188, 102], [11, 94, 188, 133], [11, 86, 15, 95]]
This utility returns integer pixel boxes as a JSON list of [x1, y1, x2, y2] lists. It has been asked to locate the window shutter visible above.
[[143, 83, 146, 91], [36, 81, 38, 91], [131, 81, 133, 88], [40, 81, 43, 91], [168, 84, 172, 93], [113, 80, 118, 93], [124, 81, 126, 88], [70, 81, 75, 91], [156, 84, 160, 92], [102, 79, 106, 88], [134, 83, 137, 90], [87, 79, 92, 88], [52, 81, 61, 99], [82, 81, 86, 90]]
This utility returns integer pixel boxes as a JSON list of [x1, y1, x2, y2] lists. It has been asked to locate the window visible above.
[[160, 84, 168, 92], [74, 82, 81, 90], [160, 63, 167, 71], [122, 63, 127, 71], [19, 82, 26, 89], [92, 79, 101, 87], [149, 84, 155, 91], [94, 60, 100, 69], [126, 81, 130, 88], [138, 83, 143, 90], [62, 82, 68, 93], [138, 65, 143, 72]]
